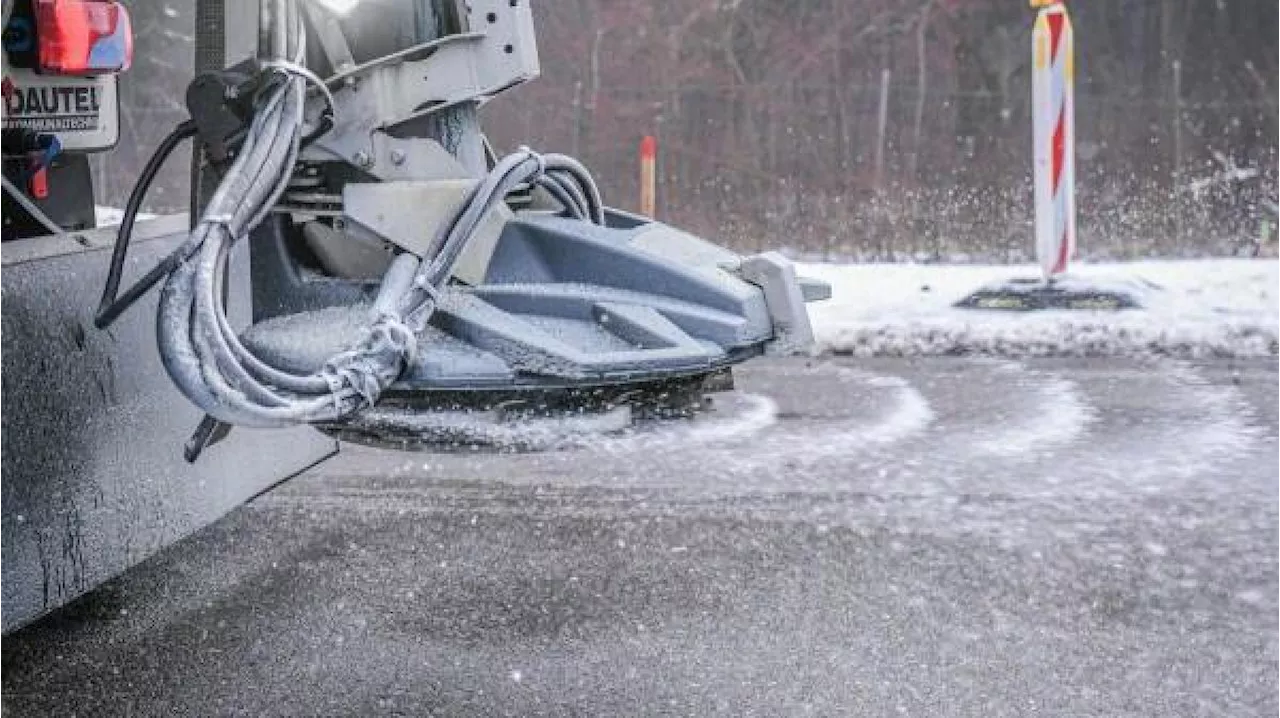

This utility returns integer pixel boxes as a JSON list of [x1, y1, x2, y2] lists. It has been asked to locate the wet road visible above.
[[4, 357, 1277, 716]]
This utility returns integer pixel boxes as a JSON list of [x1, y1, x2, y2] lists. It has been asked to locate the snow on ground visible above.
[[799, 259, 1278, 359], [94, 205, 157, 227]]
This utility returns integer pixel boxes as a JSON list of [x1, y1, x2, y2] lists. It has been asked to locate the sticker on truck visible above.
[[2, 70, 120, 151]]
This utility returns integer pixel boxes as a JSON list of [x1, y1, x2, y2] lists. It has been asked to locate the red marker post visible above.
[[639, 135, 657, 218], [1031, 0, 1075, 279]]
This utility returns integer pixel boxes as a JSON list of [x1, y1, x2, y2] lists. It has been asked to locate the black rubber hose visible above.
[[95, 119, 199, 329], [299, 110, 333, 149]]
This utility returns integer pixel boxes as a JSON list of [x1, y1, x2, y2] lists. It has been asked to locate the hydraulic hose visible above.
[[95, 119, 198, 328], [132, 0, 608, 429]]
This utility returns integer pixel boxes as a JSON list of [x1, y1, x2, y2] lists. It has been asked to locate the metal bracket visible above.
[[737, 252, 816, 356], [344, 180, 477, 257], [342, 180, 512, 284], [301, 1, 356, 77], [300, 0, 539, 176]]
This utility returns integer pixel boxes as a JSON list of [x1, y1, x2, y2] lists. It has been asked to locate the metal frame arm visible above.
[[300, 0, 539, 175]]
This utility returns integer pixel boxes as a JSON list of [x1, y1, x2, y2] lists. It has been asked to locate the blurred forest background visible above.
[[101, 0, 1278, 261]]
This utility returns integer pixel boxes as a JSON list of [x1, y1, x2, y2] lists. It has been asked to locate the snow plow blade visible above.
[[1, 217, 339, 632]]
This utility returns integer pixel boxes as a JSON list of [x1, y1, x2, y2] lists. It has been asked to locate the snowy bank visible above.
[[95, 205, 157, 227], [799, 259, 1278, 359]]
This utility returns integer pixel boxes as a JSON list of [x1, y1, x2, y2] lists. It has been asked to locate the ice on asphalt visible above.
[[799, 259, 1278, 358]]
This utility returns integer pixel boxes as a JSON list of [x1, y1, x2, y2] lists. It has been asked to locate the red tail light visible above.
[[34, 0, 133, 76]]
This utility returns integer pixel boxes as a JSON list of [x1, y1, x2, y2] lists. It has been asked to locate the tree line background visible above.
[[101, 0, 1278, 261]]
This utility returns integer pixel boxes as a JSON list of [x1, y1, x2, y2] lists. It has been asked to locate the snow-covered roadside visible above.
[[798, 259, 1278, 359], [95, 205, 157, 227]]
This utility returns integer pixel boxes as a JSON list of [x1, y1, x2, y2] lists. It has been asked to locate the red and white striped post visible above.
[[1031, 0, 1075, 279], [639, 135, 657, 218]]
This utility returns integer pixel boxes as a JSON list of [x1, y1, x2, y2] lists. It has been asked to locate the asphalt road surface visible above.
[[4, 357, 1277, 717]]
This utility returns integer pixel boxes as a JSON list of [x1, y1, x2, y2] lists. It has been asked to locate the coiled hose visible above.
[[148, 0, 604, 428]]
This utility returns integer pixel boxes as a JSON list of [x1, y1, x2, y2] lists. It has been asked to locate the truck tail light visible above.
[[34, 0, 133, 76]]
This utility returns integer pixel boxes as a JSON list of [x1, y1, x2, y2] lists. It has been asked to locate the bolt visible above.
[[390, 149, 407, 166], [353, 150, 373, 168]]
